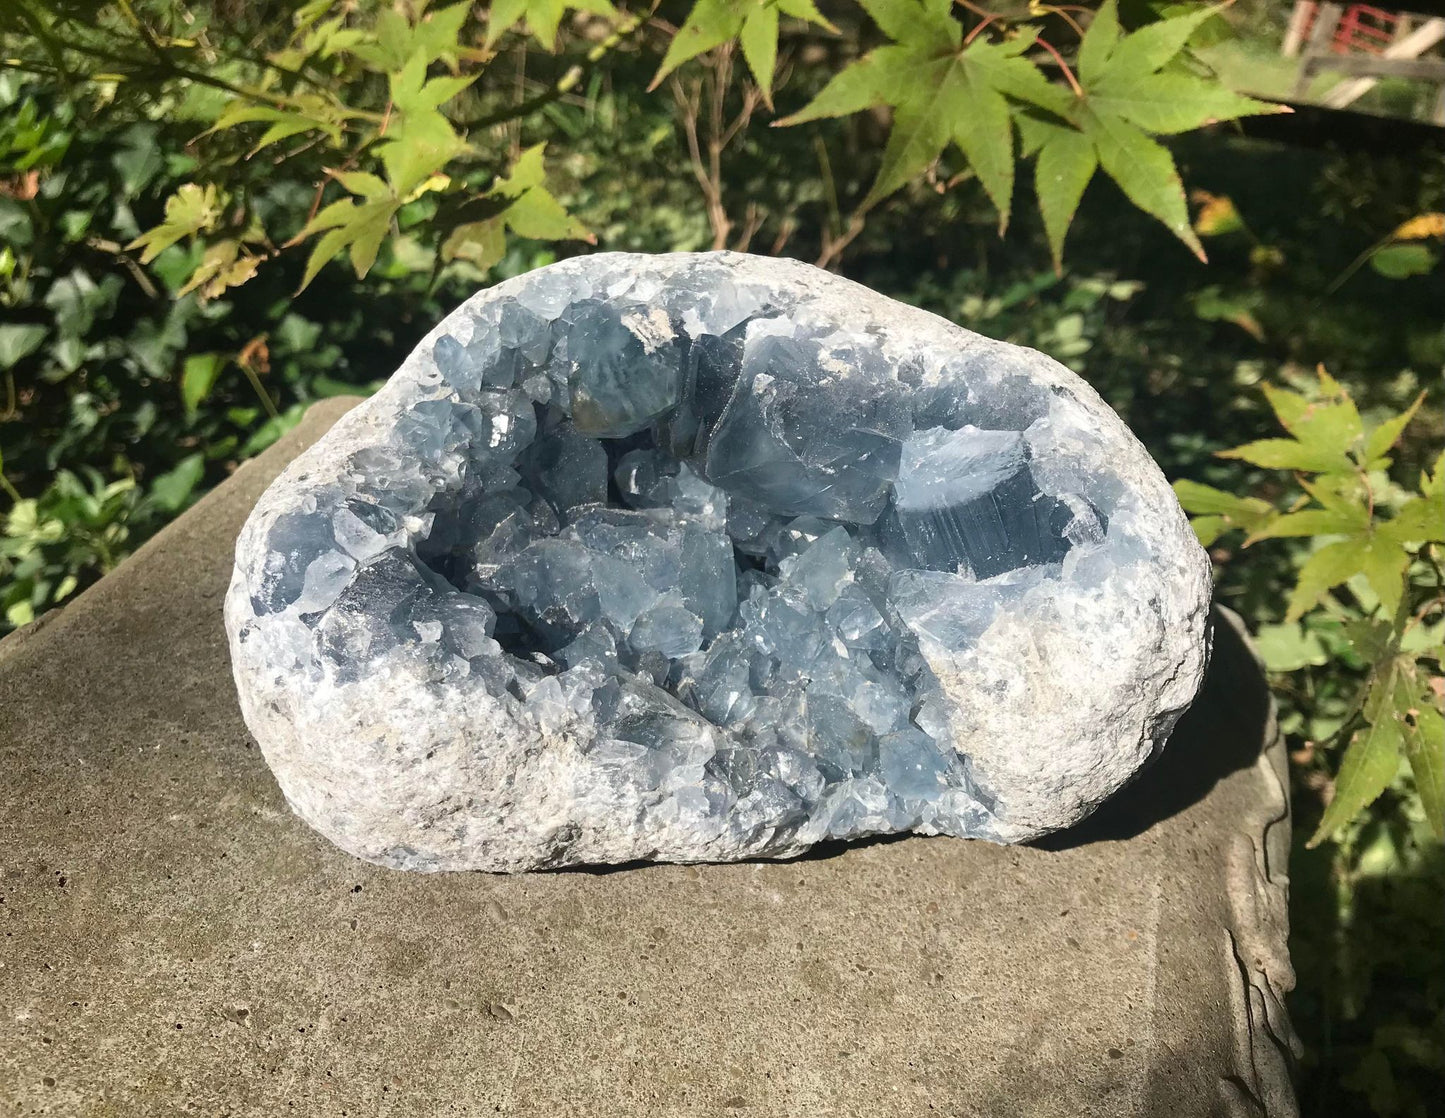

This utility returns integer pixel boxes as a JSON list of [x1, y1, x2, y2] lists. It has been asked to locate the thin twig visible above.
[[1034, 35, 1084, 97]]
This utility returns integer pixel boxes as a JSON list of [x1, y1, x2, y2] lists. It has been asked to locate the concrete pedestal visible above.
[[0, 400, 1299, 1117]]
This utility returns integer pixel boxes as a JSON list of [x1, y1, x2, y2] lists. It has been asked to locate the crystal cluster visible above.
[[226, 252, 1211, 872]]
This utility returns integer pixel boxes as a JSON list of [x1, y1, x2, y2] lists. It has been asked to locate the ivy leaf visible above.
[[0, 323, 47, 369], [180, 353, 224, 415], [126, 184, 224, 264], [652, 0, 834, 101], [1405, 705, 1445, 839], [1370, 243, 1436, 279], [148, 453, 205, 514], [487, 0, 618, 50]]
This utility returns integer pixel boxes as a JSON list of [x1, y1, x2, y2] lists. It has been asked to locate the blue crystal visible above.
[[557, 301, 681, 437], [238, 253, 1162, 868]]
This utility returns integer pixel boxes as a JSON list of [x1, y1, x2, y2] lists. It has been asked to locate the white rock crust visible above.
[[225, 251, 1212, 872]]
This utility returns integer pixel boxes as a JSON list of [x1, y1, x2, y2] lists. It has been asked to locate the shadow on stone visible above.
[[1039, 606, 1270, 849]]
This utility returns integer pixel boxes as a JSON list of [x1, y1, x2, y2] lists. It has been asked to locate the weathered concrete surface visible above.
[[0, 399, 1299, 1117]]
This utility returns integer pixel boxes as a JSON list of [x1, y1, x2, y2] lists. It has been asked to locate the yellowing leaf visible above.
[[1391, 212, 1445, 241], [127, 184, 224, 264], [178, 239, 260, 301], [1192, 190, 1244, 237]]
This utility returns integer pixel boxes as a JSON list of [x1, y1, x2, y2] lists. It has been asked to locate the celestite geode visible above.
[[224, 252, 1211, 872]]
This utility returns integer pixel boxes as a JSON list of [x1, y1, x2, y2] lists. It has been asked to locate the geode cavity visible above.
[[225, 251, 1211, 872]]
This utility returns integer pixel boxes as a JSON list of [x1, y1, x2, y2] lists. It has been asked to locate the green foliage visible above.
[[779, 0, 1281, 262], [2, 7, 1444, 1115], [0, 0, 1285, 298], [1177, 374, 1444, 844], [652, 0, 834, 104]]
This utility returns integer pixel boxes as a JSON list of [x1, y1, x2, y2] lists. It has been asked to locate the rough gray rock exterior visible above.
[[224, 251, 1212, 872]]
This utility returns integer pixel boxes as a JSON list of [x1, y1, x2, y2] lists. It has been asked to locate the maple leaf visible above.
[[351, 2, 476, 71], [651, 0, 837, 106], [778, 0, 1067, 230], [295, 171, 401, 291], [441, 144, 594, 272], [487, 0, 619, 51], [126, 184, 225, 263], [1028, 0, 1286, 266]]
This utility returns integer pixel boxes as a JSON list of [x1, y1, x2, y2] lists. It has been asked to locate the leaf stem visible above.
[[1034, 35, 1083, 97], [963, 14, 1001, 45], [1034, 4, 1086, 40]]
